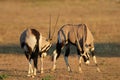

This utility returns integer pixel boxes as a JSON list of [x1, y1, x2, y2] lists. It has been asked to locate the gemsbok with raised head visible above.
[[20, 15, 59, 77], [52, 24, 101, 73]]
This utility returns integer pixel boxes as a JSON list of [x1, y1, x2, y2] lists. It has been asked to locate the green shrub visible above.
[[41, 75, 55, 80], [0, 74, 8, 80]]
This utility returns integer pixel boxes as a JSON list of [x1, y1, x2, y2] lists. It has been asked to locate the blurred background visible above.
[[0, 0, 120, 56]]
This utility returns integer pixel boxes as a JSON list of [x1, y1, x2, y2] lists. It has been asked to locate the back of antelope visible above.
[[20, 28, 52, 77], [20, 14, 59, 78]]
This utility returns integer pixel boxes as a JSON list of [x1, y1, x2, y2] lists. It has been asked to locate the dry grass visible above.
[[0, 0, 120, 44], [0, 54, 120, 80], [0, 0, 120, 80]]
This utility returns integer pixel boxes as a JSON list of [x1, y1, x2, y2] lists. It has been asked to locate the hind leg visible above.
[[25, 52, 33, 77], [52, 50, 57, 71], [64, 44, 71, 72], [52, 42, 62, 71], [28, 59, 33, 77], [32, 56, 38, 78]]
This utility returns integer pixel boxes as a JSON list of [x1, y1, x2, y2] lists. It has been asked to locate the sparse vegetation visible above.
[[0, 74, 8, 80], [41, 75, 55, 80], [0, 0, 120, 80]]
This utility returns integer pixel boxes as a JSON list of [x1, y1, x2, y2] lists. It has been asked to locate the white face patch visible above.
[[85, 60, 90, 65], [85, 47, 89, 52], [91, 47, 95, 51], [42, 52, 47, 57]]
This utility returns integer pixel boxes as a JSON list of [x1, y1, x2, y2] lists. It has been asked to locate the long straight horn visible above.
[[73, 27, 82, 52], [48, 14, 52, 40], [51, 14, 60, 39]]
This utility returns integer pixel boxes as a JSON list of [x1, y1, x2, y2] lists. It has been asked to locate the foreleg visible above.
[[77, 49, 83, 73], [64, 44, 71, 72], [91, 50, 101, 72], [78, 55, 83, 73]]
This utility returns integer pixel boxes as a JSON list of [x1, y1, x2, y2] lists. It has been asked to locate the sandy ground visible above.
[[0, 53, 120, 80]]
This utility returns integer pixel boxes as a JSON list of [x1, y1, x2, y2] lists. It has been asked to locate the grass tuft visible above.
[[41, 75, 55, 80], [0, 74, 8, 80]]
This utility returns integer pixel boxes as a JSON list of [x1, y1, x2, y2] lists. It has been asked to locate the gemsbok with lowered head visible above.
[[20, 15, 59, 77], [52, 24, 101, 73]]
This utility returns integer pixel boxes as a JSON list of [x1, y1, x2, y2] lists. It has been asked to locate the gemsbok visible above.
[[20, 15, 59, 77], [20, 28, 50, 77], [52, 24, 101, 73]]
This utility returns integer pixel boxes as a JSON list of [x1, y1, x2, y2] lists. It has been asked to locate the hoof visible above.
[[40, 71, 44, 74], [32, 75, 35, 78], [51, 68, 56, 72], [27, 74, 36, 78], [67, 68, 72, 72], [68, 70, 72, 73], [27, 74, 31, 77], [78, 69, 83, 73]]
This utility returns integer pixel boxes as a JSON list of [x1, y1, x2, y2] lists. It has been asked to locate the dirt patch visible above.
[[0, 54, 120, 80]]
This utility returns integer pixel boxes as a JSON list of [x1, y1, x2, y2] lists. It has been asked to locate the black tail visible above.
[[21, 42, 25, 48]]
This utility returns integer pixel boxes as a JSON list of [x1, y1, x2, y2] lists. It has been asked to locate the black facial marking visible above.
[[82, 55, 89, 63]]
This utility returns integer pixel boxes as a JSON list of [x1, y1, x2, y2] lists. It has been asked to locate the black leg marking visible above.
[[65, 44, 70, 57], [64, 44, 72, 72], [56, 42, 62, 59]]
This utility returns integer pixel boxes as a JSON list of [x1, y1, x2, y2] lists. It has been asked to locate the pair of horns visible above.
[[48, 14, 60, 40]]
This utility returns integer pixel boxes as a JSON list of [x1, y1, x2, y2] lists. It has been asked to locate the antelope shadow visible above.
[[0, 44, 23, 54], [0, 43, 120, 57], [49, 43, 120, 57]]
